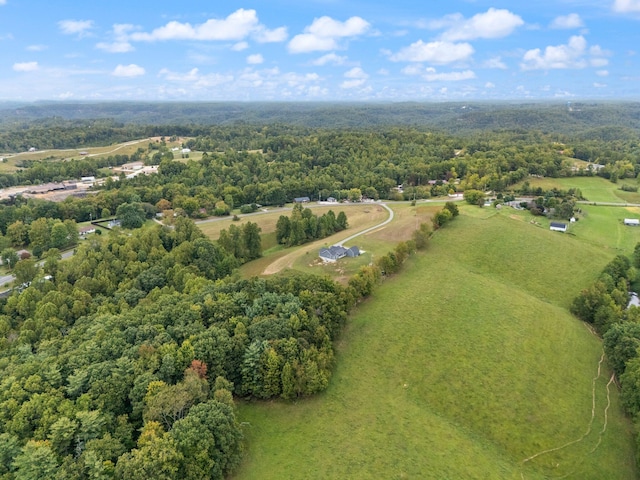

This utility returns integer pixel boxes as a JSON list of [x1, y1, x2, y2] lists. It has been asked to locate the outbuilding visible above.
[[624, 218, 640, 226], [550, 222, 568, 233]]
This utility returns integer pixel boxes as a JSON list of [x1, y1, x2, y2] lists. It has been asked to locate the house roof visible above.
[[294, 196, 310, 202], [550, 222, 567, 228]]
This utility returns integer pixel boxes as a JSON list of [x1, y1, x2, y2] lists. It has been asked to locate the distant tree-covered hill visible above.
[[1, 101, 640, 137]]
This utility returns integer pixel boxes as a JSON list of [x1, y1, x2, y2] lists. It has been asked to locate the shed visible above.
[[294, 196, 310, 203], [550, 222, 568, 233], [624, 218, 640, 226]]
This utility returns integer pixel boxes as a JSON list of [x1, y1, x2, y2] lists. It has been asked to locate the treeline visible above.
[[3, 102, 640, 135], [275, 204, 348, 247], [0, 220, 355, 478], [570, 250, 640, 463], [217, 222, 262, 264], [0, 216, 78, 259]]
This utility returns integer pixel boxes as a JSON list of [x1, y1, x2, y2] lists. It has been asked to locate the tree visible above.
[[116, 203, 146, 229], [463, 189, 485, 206], [242, 222, 262, 260], [43, 248, 61, 277], [275, 216, 290, 244], [432, 209, 453, 230], [336, 211, 348, 230], [28, 218, 51, 253], [170, 400, 243, 480], [14, 258, 38, 285], [115, 426, 183, 480], [7, 220, 28, 247], [604, 322, 640, 376], [1, 248, 19, 269], [12, 440, 59, 480], [444, 201, 459, 217], [412, 223, 431, 250], [50, 221, 71, 250]]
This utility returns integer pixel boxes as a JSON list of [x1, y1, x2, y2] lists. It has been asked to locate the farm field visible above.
[[233, 205, 638, 479], [515, 176, 640, 204]]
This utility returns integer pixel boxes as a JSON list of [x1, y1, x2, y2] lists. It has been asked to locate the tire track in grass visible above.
[[521, 352, 606, 471]]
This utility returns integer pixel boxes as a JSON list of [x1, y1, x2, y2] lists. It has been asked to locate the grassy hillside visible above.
[[233, 208, 637, 479]]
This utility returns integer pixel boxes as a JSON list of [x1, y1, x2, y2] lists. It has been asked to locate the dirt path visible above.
[[521, 351, 613, 476], [262, 203, 394, 276]]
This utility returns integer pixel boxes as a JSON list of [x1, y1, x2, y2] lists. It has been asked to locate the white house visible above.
[[550, 222, 568, 233], [624, 218, 640, 226]]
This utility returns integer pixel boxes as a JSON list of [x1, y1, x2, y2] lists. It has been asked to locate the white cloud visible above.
[[613, 0, 640, 13], [341, 67, 368, 89], [288, 34, 337, 53], [596, 69, 609, 76], [159, 68, 233, 87], [58, 20, 94, 37], [483, 56, 507, 69], [401, 64, 423, 76], [129, 9, 286, 44], [0, 1, 6, 5], [112, 64, 145, 77], [341, 79, 367, 89], [288, 16, 370, 53], [97, 24, 136, 53], [550, 13, 584, 29], [232, 42, 249, 51], [344, 67, 368, 79], [247, 54, 264, 65], [253, 26, 288, 43], [440, 8, 524, 41], [26, 44, 48, 51], [13, 61, 38, 72], [390, 40, 474, 64], [520, 35, 608, 70], [311, 53, 347, 66], [594, 82, 607, 87], [422, 69, 475, 82], [97, 42, 134, 53], [485, 82, 495, 88]]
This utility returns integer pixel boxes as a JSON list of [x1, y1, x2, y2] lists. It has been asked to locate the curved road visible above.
[[336, 203, 394, 246]]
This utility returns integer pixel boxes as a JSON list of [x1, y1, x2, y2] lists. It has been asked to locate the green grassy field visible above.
[[514, 176, 640, 204], [232, 206, 637, 480]]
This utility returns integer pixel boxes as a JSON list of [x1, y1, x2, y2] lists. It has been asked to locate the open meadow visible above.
[[232, 202, 638, 479], [514, 176, 640, 204]]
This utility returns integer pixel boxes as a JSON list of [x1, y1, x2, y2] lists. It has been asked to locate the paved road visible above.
[[0, 249, 74, 289], [336, 203, 394, 247]]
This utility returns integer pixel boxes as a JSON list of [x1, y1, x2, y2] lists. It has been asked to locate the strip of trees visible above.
[[571, 249, 640, 463], [275, 204, 348, 247]]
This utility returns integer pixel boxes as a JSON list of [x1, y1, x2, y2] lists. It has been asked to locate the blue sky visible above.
[[1, 0, 640, 101]]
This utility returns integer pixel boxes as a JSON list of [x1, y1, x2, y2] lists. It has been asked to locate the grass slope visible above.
[[233, 211, 636, 480]]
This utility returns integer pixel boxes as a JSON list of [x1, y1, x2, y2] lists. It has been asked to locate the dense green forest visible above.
[[0, 103, 640, 478], [2, 101, 640, 134]]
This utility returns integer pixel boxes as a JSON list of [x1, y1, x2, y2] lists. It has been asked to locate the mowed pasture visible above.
[[233, 206, 637, 479], [514, 176, 640, 204]]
